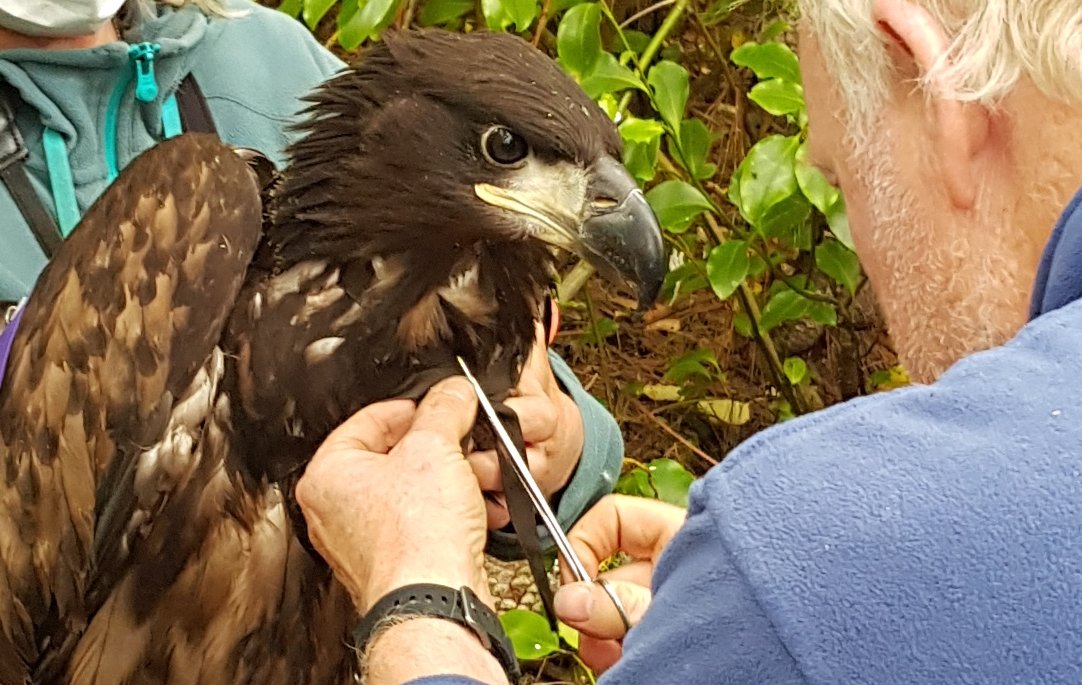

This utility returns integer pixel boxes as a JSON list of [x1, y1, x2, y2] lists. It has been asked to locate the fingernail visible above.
[[554, 583, 594, 622]]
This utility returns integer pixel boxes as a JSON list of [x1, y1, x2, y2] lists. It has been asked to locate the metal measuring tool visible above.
[[455, 356, 632, 633]]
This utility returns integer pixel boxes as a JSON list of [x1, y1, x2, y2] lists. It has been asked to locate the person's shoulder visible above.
[[189, 0, 345, 158], [213, 0, 321, 40], [202, 0, 344, 72], [689, 298, 1082, 681], [706, 295, 1082, 508]]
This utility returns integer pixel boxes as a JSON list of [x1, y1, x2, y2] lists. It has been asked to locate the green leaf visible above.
[[509, 0, 540, 30], [597, 93, 619, 119], [645, 180, 713, 233], [623, 137, 660, 184], [500, 610, 561, 661], [783, 357, 808, 385], [338, 0, 399, 49], [825, 194, 854, 249], [418, 0, 474, 24], [622, 29, 651, 55], [482, 0, 538, 31], [337, 0, 359, 23], [730, 41, 801, 83], [748, 79, 805, 116], [807, 300, 838, 326], [761, 19, 791, 41], [676, 119, 717, 180], [556, 3, 602, 79], [706, 240, 750, 300], [648, 458, 694, 507], [757, 194, 811, 242], [794, 143, 840, 214], [733, 311, 753, 337], [701, 0, 739, 25], [581, 316, 618, 345], [696, 398, 751, 426], [581, 53, 645, 98], [758, 288, 809, 331], [665, 348, 720, 384], [302, 0, 337, 29], [647, 61, 690, 132], [619, 116, 666, 144], [558, 622, 580, 650], [615, 468, 656, 498], [748, 253, 769, 278], [731, 134, 800, 226], [816, 239, 861, 295], [772, 397, 796, 422], [867, 365, 911, 392], [277, 0, 303, 18], [659, 259, 709, 302]]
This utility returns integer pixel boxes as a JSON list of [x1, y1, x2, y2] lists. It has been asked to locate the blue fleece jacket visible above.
[[418, 191, 1082, 684], [0, 1, 621, 546]]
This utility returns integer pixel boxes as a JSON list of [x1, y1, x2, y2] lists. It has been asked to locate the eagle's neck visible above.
[[224, 236, 553, 483]]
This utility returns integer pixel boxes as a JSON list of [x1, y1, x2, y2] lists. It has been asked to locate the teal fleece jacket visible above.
[[0, 0, 621, 544]]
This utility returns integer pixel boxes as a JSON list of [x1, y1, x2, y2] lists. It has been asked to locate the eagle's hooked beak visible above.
[[579, 156, 665, 307], [475, 155, 666, 307]]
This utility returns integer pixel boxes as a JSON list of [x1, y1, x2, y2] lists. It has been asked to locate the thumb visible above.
[[554, 580, 651, 640]]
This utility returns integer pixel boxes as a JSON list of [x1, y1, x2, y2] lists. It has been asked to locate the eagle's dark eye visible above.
[[481, 126, 529, 167]]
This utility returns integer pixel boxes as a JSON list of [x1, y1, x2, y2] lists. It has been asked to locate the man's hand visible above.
[[296, 377, 489, 613], [468, 323, 585, 529], [554, 495, 687, 673]]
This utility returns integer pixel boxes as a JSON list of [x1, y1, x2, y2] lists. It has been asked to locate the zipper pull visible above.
[[129, 42, 162, 103]]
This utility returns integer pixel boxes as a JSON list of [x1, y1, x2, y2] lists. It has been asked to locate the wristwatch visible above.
[[353, 583, 521, 680]]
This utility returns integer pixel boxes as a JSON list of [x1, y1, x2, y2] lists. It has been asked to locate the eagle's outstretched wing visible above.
[[0, 134, 263, 682]]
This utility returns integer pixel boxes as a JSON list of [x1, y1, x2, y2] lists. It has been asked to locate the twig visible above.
[[557, 261, 596, 304], [532, 0, 552, 47], [634, 0, 687, 73], [582, 288, 615, 408], [735, 283, 811, 414], [631, 398, 718, 466], [398, 0, 417, 29], [691, 6, 727, 66], [613, 0, 687, 115], [619, 0, 676, 28]]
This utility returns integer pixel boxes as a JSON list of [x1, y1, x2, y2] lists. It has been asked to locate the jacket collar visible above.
[[1029, 187, 1082, 319]]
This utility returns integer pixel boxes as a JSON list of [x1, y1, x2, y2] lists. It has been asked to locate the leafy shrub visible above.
[[274, 0, 900, 677]]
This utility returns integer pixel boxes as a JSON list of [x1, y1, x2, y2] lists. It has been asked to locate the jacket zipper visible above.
[[103, 42, 161, 182]]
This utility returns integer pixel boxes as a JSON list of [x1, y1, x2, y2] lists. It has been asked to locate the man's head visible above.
[[798, 0, 1082, 381]]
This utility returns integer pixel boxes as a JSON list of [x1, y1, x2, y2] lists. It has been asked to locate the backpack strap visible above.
[[0, 89, 62, 259], [175, 74, 218, 135], [0, 75, 218, 263]]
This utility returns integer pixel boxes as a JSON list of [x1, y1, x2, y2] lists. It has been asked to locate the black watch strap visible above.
[[353, 584, 521, 680]]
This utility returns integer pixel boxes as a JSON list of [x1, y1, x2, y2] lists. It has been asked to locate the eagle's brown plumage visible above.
[[0, 29, 663, 684]]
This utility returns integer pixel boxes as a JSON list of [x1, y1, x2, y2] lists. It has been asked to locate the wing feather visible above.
[[0, 133, 263, 681]]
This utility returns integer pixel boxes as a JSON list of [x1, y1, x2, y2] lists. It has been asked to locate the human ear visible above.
[[872, 0, 990, 209]]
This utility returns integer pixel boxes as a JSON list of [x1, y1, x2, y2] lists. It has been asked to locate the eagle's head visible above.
[[233, 30, 667, 484], [269, 29, 665, 308]]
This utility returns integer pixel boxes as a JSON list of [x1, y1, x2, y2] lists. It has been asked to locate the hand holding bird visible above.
[[297, 377, 490, 615], [468, 323, 585, 529]]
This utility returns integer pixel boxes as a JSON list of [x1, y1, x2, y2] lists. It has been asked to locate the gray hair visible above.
[[799, 1, 1082, 136]]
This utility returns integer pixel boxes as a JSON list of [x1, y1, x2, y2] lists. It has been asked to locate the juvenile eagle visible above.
[[0, 30, 664, 684]]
